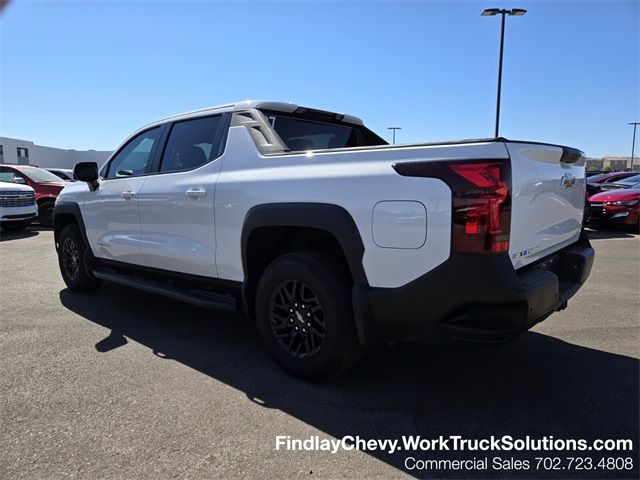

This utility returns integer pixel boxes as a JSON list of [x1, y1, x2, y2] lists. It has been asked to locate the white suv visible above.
[[0, 181, 37, 232], [54, 100, 594, 379]]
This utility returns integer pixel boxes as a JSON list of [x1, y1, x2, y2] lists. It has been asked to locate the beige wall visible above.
[[586, 157, 638, 171]]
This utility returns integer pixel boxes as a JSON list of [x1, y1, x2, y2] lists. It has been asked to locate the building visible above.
[[602, 156, 637, 171], [585, 156, 638, 172], [0, 136, 112, 169]]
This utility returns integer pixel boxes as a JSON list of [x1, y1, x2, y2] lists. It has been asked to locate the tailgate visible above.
[[506, 142, 585, 269]]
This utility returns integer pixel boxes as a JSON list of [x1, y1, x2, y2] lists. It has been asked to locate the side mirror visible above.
[[73, 162, 99, 191], [13, 177, 26, 185]]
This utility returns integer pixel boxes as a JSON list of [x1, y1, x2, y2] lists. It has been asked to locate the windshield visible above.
[[620, 174, 640, 184], [603, 172, 636, 183], [0, 171, 18, 183], [17, 166, 64, 183], [262, 111, 387, 151]]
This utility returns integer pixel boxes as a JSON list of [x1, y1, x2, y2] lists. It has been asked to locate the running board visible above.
[[93, 267, 237, 312]]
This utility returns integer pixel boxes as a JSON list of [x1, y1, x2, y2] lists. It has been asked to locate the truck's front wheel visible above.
[[255, 251, 362, 381], [57, 224, 102, 292]]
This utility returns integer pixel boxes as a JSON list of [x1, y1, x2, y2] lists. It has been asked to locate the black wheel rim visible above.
[[268, 279, 325, 359], [61, 237, 80, 280]]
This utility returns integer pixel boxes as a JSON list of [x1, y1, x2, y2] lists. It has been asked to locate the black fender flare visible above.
[[241, 202, 367, 284], [241, 203, 380, 348], [53, 202, 89, 248], [53, 202, 98, 277]]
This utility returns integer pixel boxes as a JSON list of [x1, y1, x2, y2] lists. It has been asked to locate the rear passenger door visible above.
[[137, 114, 230, 277]]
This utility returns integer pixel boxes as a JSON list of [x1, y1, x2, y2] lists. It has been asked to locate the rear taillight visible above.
[[392, 159, 511, 254]]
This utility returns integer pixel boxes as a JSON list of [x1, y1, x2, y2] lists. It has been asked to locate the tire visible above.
[[0, 221, 27, 232], [57, 224, 102, 292], [255, 250, 362, 380], [38, 201, 55, 228]]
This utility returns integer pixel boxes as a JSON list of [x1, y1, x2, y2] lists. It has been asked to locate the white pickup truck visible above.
[[0, 181, 37, 232], [54, 100, 594, 379]]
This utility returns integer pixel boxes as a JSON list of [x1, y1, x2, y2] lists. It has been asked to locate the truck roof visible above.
[[142, 100, 365, 130]]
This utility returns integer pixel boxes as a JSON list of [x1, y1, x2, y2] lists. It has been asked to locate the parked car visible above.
[[602, 174, 640, 189], [584, 172, 639, 201], [46, 168, 75, 182], [53, 100, 594, 379], [587, 171, 638, 184], [0, 179, 37, 232], [0, 164, 68, 227], [586, 183, 640, 230], [586, 182, 604, 197]]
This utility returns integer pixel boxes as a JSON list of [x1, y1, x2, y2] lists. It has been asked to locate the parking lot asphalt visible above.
[[1, 228, 638, 479]]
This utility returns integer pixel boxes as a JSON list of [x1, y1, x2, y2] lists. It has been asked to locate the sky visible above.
[[0, 0, 638, 157]]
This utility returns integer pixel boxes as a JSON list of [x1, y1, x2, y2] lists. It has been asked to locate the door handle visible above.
[[185, 188, 207, 198], [121, 190, 136, 199]]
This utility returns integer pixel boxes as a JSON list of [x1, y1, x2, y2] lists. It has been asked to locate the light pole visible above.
[[629, 122, 639, 171], [481, 8, 527, 138], [387, 127, 402, 144]]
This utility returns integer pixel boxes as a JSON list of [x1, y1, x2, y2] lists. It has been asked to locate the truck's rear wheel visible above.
[[57, 224, 102, 292], [255, 250, 362, 380]]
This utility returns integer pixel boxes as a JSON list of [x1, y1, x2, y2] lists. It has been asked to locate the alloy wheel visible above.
[[268, 279, 326, 358], [61, 237, 80, 280]]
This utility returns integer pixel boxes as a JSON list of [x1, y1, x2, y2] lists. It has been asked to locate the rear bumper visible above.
[[354, 231, 594, 345]]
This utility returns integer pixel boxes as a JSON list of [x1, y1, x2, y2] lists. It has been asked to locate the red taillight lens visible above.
[[392, 159, 511, 254]]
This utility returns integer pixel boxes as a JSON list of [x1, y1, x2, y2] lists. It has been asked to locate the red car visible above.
[[0, 164, 68, 227], [587, 171, 638, 184], [586, 171, 639, 196], [586, 183, 640, 230]]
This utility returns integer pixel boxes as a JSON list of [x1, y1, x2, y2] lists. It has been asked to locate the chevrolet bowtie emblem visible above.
[[560, 173, 576, 188]]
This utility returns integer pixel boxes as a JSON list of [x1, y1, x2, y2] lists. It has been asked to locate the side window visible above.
[[105, 127, 161, 179], [159, 115, 225, 173]]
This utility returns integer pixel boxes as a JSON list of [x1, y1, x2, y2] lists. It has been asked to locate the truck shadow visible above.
[[59, 284, 639, 479], [0, 224, 50, 242], [0, 229, 40, 242]]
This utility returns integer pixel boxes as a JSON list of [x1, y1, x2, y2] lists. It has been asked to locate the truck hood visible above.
[[36, 182, 67, 193], [38, 181, 68, 188], [0, 181, 36, 193]]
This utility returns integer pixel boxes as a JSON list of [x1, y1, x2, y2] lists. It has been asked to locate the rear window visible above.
[[263, 111, 387, 151]]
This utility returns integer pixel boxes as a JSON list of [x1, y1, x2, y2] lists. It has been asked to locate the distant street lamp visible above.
[[481, 8, 527, 137], [629, 122, 639, 170], [387, 127, 402, 144]]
